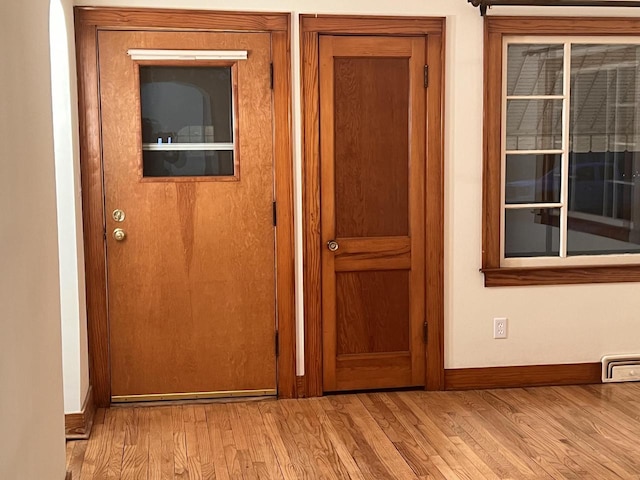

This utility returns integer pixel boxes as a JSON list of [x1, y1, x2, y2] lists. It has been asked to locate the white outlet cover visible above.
[[493, 317, 508, 339]]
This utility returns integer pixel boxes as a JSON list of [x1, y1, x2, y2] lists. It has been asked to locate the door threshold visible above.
[[111, 388, 277, 404]]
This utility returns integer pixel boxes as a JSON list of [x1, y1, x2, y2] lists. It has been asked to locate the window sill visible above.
[[481, 264, 640, 287]]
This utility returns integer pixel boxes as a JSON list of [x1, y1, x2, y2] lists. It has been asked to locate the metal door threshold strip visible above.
[[112, 389, 277, 403]]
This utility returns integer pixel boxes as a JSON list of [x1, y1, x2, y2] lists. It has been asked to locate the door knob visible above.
[[113, 228, 126, 241], [327, 240, 339, 252]]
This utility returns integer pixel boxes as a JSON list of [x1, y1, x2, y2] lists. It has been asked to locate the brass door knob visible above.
[[327, 240, 339, 252], [113, 228, 126, 241]]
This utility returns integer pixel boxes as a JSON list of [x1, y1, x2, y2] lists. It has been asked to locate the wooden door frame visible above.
[[75, 7, 296, 407], [300, 15, 446, 397]]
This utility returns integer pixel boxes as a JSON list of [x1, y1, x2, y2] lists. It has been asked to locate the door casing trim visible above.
[[75, 7, 296, 407], [300, 15, 446, 397]]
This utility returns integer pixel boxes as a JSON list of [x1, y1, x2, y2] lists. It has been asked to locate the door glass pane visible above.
[[142, 150, 234, 177], [505, 154, 561, 204], [506, 99, 563, 150], [505, 208, 560, 258], [139, 66, 234, 177], [334, 58, 409, 237], [507, 44, 564, 96], [568, 44, 640, 255]]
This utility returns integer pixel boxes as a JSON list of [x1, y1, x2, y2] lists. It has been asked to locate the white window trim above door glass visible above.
[[500, 35, 640, 268], [127, 49, 248, 60]]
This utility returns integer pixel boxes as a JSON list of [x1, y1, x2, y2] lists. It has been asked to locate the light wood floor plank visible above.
[[66, 385, 640, 480], [241, 402, 285, 480], [204, 404, 231, 480], [307, 398, 367, 480], [322, 395, 394, 479], [148, 407, 163, 480], [258, 402, 302, 480], [67, 436, 88, 480], [183, 405, 204, 480], [193, 405, 214, 480], [500, 388, 635, 479], [172, 406, 189, 479], [79, 409, 106, 479]]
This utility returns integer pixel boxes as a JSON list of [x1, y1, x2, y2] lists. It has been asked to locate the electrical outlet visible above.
[[493, 317, 508, 339]]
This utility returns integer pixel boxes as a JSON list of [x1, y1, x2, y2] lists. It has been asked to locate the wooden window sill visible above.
[[482, 264, 640, 287]]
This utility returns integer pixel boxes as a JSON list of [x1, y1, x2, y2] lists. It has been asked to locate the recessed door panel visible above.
[[334, 57, 410, 238], [320, 35, 427, 392]]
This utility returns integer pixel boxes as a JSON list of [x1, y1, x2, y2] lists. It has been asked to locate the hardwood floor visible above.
[[66, 384, 640, 479]]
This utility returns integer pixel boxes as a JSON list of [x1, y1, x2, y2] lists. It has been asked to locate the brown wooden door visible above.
[[320, 35, 427, 392], [98, 30, 276, 400]]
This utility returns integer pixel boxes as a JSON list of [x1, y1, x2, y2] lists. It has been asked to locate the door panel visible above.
[[320, 35, 426, 392], [334, 57, 410, 238], [98, 30, 276, 399], [336, 271, 410, 355]]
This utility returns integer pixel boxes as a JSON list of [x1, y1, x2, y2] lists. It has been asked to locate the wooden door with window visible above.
[[320, 35, 427, 391], [98, 30, 277, 401]]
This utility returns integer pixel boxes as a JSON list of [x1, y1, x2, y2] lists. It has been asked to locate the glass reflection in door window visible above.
[[139, 66, 235, 177]]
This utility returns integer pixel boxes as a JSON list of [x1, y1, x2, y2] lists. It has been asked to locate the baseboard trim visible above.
[[296, 375, 306, 398], [444, 363, 602, 391], [65, 386, 95, 440]]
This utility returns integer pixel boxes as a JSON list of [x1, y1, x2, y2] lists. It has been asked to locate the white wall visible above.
[[51, 0, 90, 414], [67, 0, 640, 374], [0, 0, 67, 478]]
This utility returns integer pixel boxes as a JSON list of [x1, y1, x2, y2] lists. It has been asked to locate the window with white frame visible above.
[[502, 37, 640, 267]]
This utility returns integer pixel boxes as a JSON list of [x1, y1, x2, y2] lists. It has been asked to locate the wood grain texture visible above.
[[75, 8, 295, 405], [74, 16, 110, 408], [482, 28, 503, 272], [320, 35, 426, 393], [319, 34, 338, 392], [296, 376, 306, 398], [425, 30, 445, 391], [75, 7, 288, 31], [408, 36, 428, 389], [301, 16, 445, 397], [336, 271, 410, 355], [486, 16, 640, 35], [100, 29, 275, 397], [301, 30, 323, 399], [334, 56, 409, 238], [445, 363, 601, 390], [482, 16, 640, 287], [272, 28, 297, 400], [334, 237, 412, 272], [301, 15, 447, 34], [483, 265, 640, 286], [68, 384, 640, 479], [66, 387, 96, 439]]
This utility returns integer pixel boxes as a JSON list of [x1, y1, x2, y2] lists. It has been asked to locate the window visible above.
[[483, 17, 640, 286], [138, 66, 237, 178]]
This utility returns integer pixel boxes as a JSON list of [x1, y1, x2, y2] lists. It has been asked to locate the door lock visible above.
[[112, 209, 126, 222], [327, 240, 339, 252]]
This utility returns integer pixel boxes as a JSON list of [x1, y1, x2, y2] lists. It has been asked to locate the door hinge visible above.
[[423, 321, 428, 343], [272, 201, 277, 226], [424, 65, 429, 88], [270, 63, 274, 89], [275, 331, 279, 356]]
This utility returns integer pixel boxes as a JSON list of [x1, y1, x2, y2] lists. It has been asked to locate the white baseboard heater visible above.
[[602, 354, 640, 383]]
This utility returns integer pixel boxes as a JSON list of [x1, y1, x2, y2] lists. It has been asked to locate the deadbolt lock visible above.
[[327, 240, 339, 252], [112, 209, 126, 222], [113, 228, 126, 242]]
